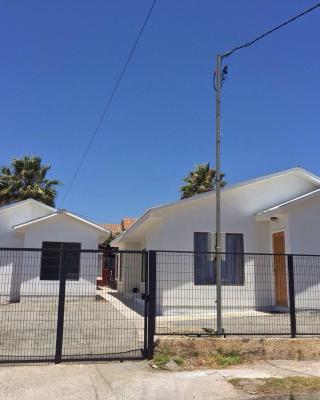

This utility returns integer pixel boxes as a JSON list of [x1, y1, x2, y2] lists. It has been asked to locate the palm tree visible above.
[[0, 156, 61, 207], [180, 163, 226, 199]]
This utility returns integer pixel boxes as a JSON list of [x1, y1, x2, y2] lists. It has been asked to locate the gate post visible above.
[[143, 250, 149, 357], [287, 254, 297, 338], [147, 250, 156, 359], [55, 248, 67, 363]]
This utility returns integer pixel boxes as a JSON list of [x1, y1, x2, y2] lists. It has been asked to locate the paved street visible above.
[[1, 360, 320, 400]]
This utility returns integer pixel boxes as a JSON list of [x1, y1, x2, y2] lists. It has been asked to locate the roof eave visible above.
[[13, 211, 110, 235], [113, 167, 320, 244], [0, 199, 57, 214]]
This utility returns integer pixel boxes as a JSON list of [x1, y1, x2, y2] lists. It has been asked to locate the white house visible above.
[[111, 167, 320, 315], [0, 199, 110, 301]]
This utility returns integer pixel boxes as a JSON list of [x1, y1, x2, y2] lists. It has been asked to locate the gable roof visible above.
[[111, 167, 320, 245], [0, 198, 56, 214], [256, 188, 320, 217], [13, 210, 110, 235]]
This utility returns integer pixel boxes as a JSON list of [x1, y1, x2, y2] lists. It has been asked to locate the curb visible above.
[[243, 393, 320, 400]]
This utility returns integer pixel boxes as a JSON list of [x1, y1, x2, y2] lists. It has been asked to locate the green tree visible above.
[[103, 231, 122, 247], [0, 156, 61, 207], [180, 162, 226, 199]]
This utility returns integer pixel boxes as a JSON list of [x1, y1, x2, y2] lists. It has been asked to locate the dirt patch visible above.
[[229, 376, 320, 396], [153, 337, 320, 370]]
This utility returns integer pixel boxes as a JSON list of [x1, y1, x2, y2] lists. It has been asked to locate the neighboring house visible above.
[[0, 199, 110, 301], [121, 218, 137, 231], [101, 218, 137, 237], [111, 167, 320, 315], [102, 223, 122, 237], [100, 218, 137, 287]]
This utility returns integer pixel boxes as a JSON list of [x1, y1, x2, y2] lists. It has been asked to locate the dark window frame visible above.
[[193, 232, 245, 286], [224, 233, 245, 285], [194, 232, 216, 285], [40, 241, 81, 281]]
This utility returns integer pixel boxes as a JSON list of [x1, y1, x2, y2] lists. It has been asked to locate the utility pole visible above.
[[212, 2, 320, 338], [215, 54, 222, 336]]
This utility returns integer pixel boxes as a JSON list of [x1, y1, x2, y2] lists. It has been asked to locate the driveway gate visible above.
[[0, 248, 155, 363]]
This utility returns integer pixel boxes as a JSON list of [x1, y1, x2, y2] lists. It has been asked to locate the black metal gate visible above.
[[0, 248, 155, 363]]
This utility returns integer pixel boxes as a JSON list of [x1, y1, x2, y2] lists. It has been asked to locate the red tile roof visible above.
[[101, 223, 122, 235], [121, 218, 137, 231], [101, 218, 136, 236]]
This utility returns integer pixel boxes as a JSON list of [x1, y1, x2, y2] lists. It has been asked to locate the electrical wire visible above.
[[224, 2, 320, 58], [59, 0, 157, 207]]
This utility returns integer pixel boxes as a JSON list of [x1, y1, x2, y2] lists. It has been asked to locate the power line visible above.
[[59, 0, 157, 207], [224, 2, 320, 58]]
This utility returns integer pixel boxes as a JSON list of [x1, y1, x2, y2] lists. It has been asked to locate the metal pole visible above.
[[287, 255, 297, 338], [215, 54, 222, 336], [147, 251, 156, 359], [55, 248, 67, 364]]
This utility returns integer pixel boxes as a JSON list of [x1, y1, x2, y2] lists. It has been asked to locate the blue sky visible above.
[[1, 1, 319, 223]]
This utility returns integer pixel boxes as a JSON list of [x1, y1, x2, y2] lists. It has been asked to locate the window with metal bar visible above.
[[194, 232, 244, 285], [40, 242, 81, 280], [224, 233, 244, 284]]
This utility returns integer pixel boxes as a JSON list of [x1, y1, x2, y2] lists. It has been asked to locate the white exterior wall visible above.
[[116, 242, 143, 295], [146, 195, 272, 314], [284, 197, 320, 309], [116, 171, 320, 314], [0, 202, 105, 301], [0, 201, 54, 247], [0, 201, 55, 301], [18, 215, 101, 297]]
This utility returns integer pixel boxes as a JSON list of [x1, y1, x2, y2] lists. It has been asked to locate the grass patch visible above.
[[173, 356, 184, 366], [153, 342, 244, 370], [153, 346, 184, 369], [211, 348, 244, 368], [229, 376, 320, 395], [153, 346, 171, 368]]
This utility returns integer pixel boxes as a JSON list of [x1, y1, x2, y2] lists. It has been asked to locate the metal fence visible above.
[[1, 247, 320, 364], [152, 251, 320, 337], [0, 248, 150, 363]]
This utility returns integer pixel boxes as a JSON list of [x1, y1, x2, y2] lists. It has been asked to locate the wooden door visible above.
[[272, 231, 288, 307]]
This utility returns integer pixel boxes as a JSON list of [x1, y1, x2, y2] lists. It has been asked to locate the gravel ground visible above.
[[1, 296, 319, 363], [0, 296, 144, 362], [156, 311, 320, 335]]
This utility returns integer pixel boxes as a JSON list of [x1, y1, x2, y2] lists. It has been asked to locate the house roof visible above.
[[0, 198, 56, 214], [121, 218, 137, 230], [111, 167, 320, 245], [100, 218, 137, 236], [101, 223, 122, 235], [256, 188, 320, 217], [13, 209, 111, 235]]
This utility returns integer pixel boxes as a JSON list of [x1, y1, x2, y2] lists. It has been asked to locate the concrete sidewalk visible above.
[[1, 360, 320, 400]]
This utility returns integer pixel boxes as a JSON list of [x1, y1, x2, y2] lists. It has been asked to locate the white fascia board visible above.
[[255, 188, 320, 220], [13, 212, 58, 229], [0, 198, 57, 214], [64, 212, 110, 234], [113, 167, 320, 244], [13, 211, 110, 235]]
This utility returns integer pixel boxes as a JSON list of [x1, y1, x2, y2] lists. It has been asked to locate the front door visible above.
[[272, 231, 288, 307]]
